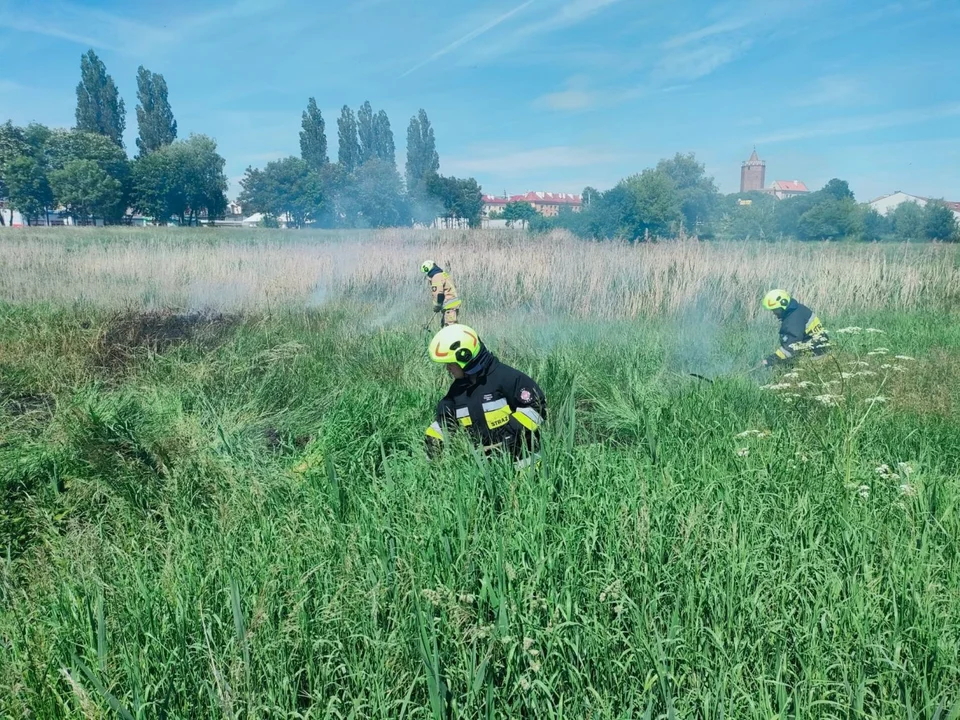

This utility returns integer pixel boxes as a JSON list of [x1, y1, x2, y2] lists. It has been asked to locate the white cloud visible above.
[[756, 103, 960, 144], [400, 0, 538, 77], [408, 0, 627, 73], [655, 40, 751, 82], [790, 74, 865, 107], [444, 145, 622, 175], [662, 17, 753, 49], [0, 0, 276, 55], [533, 75, 603, 111]]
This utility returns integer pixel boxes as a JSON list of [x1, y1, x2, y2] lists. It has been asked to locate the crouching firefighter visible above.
[[761, 289, 830, 367], [424, 324, 546, 468], [421, 260, 461, 328]]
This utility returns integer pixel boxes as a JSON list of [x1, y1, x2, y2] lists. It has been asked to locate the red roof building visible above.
[[509, 191, 582, 217], [770, 180, 809, 200]]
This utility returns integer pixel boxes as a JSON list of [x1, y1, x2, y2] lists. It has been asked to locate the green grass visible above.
[[1, 238, 960, 717]]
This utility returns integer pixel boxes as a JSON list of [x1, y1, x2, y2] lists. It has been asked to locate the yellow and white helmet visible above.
[[420, 260, 436, 274], [762, 289, 791, 311], [429, 324, 480, 368]]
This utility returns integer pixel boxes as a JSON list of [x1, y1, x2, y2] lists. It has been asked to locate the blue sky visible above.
[[1, 0, 959, 202]]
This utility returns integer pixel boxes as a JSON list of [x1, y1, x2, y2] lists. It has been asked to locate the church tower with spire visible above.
[[740, 148, 766, 193]]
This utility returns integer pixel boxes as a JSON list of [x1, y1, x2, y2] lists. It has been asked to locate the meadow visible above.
[[1, 227, 959, 719]]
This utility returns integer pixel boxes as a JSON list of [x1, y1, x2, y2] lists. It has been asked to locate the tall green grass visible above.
[[1, 291, 959, 717]]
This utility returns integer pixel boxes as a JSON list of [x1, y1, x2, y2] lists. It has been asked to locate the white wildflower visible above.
[[736, 447, 750, 457], [897, 462, 914, 476], [814, 394, 841, 406], [875, 464, 890, 475], [837, 372, 854, 380], [858, 485, 871, 499], [821, 380, 840, 388], [865, 328, 885, 334], [856, 370, 877, 377], [899, 484, 917, 497], [880, 364, 893, 370], [783, 372, 800, 379], [894, 355, 914, 361], [736, 430, 759, 438], [867, 348, 889, 356], [847, 361, 870, 368], [798, 381, 816, 388], [863, 396, 888, 404], [762, 383, 793, 391], [836, 327, 862, 334]]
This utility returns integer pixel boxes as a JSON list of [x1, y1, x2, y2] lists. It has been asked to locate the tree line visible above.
[[0, 51, 226, 226], [0, 49, 483, 228], [526, 154, 959, 242], [237, 103, 482, 228], [1, 50, 956, 240]]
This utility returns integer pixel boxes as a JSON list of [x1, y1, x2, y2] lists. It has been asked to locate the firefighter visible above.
[[761, 289, 830, 366], [421, 260, 461, 327], [424, 324, 545, 466]]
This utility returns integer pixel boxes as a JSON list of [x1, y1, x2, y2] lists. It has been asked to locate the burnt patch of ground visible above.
[[94, 309, 242, 375]]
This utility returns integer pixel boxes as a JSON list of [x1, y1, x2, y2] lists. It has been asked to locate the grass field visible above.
[[1, 228, 960, 718]]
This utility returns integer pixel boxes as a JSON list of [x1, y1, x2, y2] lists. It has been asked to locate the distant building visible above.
[[868, 191, 960, 221], [740, 149, 766, 193], [770, 180, 809, 200], [509, 191, 582, 217], [481, 195, 508, 218]]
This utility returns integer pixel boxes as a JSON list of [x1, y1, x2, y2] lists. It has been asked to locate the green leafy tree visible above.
[[373, 109, 395, 165], [5, 155, 53, 224], [581, 186, 600, 209], [427, 174, 483, 228], [923, 200, 958, 241], [45, 130, 131, 215], [180, 134, 228, 224], [405, 109, 439, 198], [132, 134, 226, 225], [337, 105, 361, 172], [357, 101, 376, 165], [655, 152, 719, 234], [859, 206, 890, 241], [75, 49, 126, 146], [0, 122, 30, 217], [620, 169, 683, 238], [502, 200, 538, 227], [132, 147, 185, 222], [717, 192, 778, 240], [238, 156, 322, 228], [135, 66, 177, 157], [821, 178, 854, 201], [299, 97, 328, 171], [796, 197, 861, 240], [348, 158, 409, 228], [891, 201, 925, 241], [49, 159, 123, 222]]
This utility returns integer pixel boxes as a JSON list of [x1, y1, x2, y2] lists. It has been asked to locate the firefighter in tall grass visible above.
[[761, 289, 830, 366], [424, 324, 545, 468], [421, 260, 461, 327]]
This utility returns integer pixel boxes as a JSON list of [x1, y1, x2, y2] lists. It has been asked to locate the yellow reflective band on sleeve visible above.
[[442, 298, 461, 310], [481, 398, 511, 429], [806, 316, 825, 336], [455, 407, 472, 427], [775, 348, 790, 360], [512, 410, 538, 431], [425, 422, 444, 440]]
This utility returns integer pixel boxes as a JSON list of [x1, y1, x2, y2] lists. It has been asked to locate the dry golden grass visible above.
[[0, 227, 957, 321]]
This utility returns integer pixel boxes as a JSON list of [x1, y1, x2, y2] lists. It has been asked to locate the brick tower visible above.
[[740, 148, 765, 193]]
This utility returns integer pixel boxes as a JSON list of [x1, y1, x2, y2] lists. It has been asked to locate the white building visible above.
[[867, 191, 960, 221]]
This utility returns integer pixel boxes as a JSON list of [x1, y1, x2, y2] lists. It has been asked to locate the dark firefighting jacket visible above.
[[425, 349, 546, 461], [767, 299, 829, 366]]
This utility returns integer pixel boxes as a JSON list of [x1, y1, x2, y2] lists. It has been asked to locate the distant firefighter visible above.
[[424, 324, 545, 468], [421, 260, 461, 327], [761, 289, 830, 366]]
